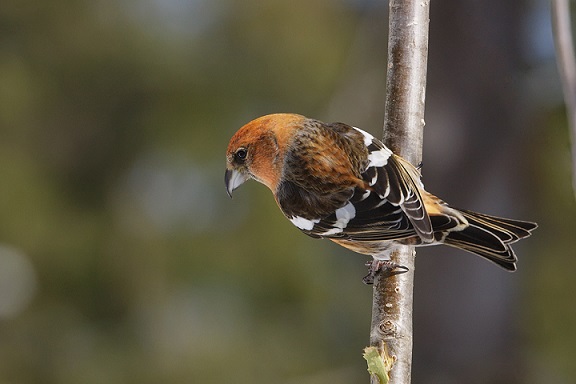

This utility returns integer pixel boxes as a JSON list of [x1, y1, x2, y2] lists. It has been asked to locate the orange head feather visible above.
[[225, 114, 306, 195]]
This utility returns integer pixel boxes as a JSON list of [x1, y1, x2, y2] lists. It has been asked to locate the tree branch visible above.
[[368, 1, 430, 383], [551, 0, 576, 198]]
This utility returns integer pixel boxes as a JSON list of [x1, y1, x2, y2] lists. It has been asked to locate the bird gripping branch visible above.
[[225, 113, 537, 281]]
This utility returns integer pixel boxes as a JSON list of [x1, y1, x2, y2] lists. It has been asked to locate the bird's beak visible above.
[[225, 169, 250, 198]]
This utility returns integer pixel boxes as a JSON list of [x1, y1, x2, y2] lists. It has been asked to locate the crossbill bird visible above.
[[225, 113, 537, 282]]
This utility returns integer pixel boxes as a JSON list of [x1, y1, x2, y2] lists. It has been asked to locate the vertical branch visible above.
[[369, 1, 430, 383], [551, 0, 576, 198], [382, 0, 429, 160]]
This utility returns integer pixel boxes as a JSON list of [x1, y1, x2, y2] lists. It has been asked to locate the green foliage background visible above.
[[0, 0, 574, 383]]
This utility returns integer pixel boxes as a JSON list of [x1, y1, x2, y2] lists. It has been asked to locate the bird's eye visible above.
[[235, 148, 247, 162]]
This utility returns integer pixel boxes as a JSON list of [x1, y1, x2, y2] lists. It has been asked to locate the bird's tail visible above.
[[443, 209, 537, 271]]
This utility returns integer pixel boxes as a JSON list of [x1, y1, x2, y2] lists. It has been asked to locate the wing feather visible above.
[[283, 124, 434, 244]]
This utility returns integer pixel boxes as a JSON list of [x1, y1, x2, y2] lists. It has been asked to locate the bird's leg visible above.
[[362, 259, 409, 285]]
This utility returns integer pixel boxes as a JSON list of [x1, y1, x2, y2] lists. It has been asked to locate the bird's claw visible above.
[[362, 259, 409, 285]]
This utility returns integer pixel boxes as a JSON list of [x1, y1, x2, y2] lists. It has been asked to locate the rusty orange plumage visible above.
[[225, 113, 537, 279]]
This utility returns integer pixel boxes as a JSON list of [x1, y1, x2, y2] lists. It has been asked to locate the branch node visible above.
[[379, 320, 397, 337]]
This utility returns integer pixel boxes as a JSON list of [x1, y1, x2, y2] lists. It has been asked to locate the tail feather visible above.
[[443, 209, 537, 271], [458, 209, 537, 242]]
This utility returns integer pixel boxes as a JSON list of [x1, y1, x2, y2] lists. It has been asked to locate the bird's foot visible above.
[[362, 259, 409, 285]]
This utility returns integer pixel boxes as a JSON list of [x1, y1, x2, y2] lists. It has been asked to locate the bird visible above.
[[225, 113, 537, 283]]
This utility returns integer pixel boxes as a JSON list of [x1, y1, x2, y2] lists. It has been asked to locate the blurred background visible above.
[[0, 0, 574, 383]]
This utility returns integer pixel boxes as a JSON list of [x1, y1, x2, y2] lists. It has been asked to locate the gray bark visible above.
[[369, 1, 430, 383]]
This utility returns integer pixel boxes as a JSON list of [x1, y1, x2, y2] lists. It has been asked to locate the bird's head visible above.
[[225, 113, 305, 197]]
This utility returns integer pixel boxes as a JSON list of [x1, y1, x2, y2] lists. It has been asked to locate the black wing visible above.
[[301, 129, 434, 243]]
